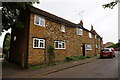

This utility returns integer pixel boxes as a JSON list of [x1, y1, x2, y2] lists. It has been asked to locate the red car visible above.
[[100, 48, 115, 58]]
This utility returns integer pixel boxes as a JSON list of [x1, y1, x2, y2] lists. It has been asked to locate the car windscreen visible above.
[[101, 49, 110, 52]]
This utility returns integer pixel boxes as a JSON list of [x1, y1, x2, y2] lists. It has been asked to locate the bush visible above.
[[66, 56, 86, 62], [2, 33, 11, 59], [85, 56, 93, 58], [48, 45, 55, 64], [66, 56, 76, 61], [76, 56, 86, 60]]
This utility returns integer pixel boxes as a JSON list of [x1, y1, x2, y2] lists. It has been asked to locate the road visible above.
[[40, 51, 119, 78]]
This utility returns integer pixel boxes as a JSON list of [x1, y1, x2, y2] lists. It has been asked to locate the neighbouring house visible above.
[[102, 42, 114, 48], [9, 5, 103, 68]]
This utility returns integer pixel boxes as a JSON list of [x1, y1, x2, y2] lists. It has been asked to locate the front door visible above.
[[82, 44, 86, 56]]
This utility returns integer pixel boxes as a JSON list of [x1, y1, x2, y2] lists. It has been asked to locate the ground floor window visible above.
[[96, 44, 99, 49], [86, 44, 92, 50], [33, 38, 45, 48], [54, 41, 66, 49]]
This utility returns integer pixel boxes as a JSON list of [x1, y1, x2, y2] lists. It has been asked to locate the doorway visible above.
[[82, 44, 86, 56]]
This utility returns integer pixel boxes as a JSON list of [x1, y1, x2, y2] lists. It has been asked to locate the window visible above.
[[89, 32, 92, 38], [96, 44, 99, 49], [76, 28, 83, 35], [98, 38, 100, 41], [34, 15, 45, 27], [14, 36, 16, 41], [61, 25, 65, 32], [95, 35, 97, 39], [33, 38, 45, 48], [54, 41, 66, 49], [86, 44, 92, 50]]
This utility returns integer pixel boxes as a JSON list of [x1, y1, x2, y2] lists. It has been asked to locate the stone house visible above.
[[9, 6, 103, 68]]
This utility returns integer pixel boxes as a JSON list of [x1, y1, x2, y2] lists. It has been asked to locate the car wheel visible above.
[[113, 55, 115, 57], [100, 56, 103, 59], [110, 55, 113, 58]]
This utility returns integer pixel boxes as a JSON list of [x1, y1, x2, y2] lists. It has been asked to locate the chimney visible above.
[[91, 24, 93, 31], [80, 20, 83, 27]]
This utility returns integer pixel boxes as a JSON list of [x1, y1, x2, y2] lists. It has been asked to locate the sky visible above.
[[0, 0, 118, 48]]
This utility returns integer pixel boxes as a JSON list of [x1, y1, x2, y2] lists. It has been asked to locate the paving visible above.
[[2, 56, 99, 78]]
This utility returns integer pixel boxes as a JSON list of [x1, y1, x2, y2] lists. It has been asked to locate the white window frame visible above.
[[34, 15, 45, 27], [86, 44, 92, 50], [14, 36, 16, 41], [89, 32, 92, 38], [95, 35, 97, 39], [61, 25, 65, 32], [98, 38, 100, 41], [33, 38, 45, 49], [96, 44, 98, 48], [76, 28, 83, 35], [54, 41, 66, 49], [96, 44, 99, 49]]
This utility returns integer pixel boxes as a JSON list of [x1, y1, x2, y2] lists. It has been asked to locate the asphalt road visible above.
[[40, 51, 119, 78]]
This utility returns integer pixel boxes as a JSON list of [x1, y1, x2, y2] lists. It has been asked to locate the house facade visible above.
[[9, 6, 103, 68]]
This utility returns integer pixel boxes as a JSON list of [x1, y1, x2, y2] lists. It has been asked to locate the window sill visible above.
[[33, 47, 45, 49], [86, 49, 92, 51], [34, 23, 45, 27], [55, 48, 66, 50]]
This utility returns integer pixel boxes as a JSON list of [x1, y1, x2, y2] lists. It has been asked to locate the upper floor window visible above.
[[34, 15, 45, 27], [89, 32, 92, 38], [98, 38, 100, 41], [61, 25, 65, 32], [54, 41, 66, 49], [33, 38, 45, 48], [86, 44, 92, 50], [76, 28, 83, 35], [95, 35, 97, 39]]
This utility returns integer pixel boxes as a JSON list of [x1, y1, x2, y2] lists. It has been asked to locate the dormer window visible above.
[[76, 25, 83, 35], [61, 25, 65, 32], [76, 28, 83, 35], [89, 32, 92, 38], [34, 15, 45, 27]]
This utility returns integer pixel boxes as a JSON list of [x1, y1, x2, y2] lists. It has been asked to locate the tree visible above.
[[2, 2, 39, 33], [2, 32, 11, 58], [102, 0, 119, 9]]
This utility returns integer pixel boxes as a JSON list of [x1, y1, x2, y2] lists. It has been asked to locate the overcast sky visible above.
[[33, 0, 118, 44], [0, 0, 118, 48]]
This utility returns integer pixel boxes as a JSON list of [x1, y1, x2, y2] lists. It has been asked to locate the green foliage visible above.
[[107, 43, 120, 48], [85, 55, 94, 58], [48, 45, 55, 58], [2, 2, 40, 33], [48, 45, 55, 64], [66, 56, 76, 61], [29, 65, 47, 69], [66, 56, 86, 62], [76, 56, 86, 60], [3, 33, 11, 57], [102, 1, 118, 9]]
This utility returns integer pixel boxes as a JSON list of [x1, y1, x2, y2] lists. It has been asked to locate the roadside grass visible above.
[[29, 55, 97, 69]]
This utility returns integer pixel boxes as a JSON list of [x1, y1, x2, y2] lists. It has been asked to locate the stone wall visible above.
[[27, 13, 102, 66]]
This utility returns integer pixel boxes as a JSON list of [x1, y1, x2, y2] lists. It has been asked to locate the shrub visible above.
[[48, 45, 55, 64], [85, 56, 93, 58], [77, 56, 86, 60], [66, 56, 76, 61]]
